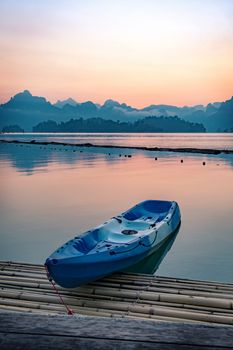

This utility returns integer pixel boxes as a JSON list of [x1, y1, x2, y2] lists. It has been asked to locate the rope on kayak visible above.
[[44, 264, 74, 315]]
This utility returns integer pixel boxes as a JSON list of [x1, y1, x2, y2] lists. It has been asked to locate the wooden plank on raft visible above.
[[1, 261, 233, 326], [0, 312, 233, 350]]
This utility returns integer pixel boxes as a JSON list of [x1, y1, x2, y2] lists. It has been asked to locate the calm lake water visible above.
[[1, 132, 233, 150], [0, 134, 233, 283]]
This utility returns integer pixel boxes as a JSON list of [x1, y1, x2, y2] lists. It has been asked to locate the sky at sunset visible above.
[[0, 0, 232, 107]]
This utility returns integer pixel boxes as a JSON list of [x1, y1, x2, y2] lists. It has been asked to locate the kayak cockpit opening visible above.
[[122, 200, 173, 221]]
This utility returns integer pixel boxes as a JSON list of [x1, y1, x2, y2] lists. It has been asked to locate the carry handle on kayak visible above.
[[112, 216, 122, 223]]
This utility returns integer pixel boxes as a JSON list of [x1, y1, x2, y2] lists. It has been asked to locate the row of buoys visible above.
[[113, 153, 132, 158], [13, 143, 135, 157], [181, 159, 206, 166], [154, 156, 207, 166]]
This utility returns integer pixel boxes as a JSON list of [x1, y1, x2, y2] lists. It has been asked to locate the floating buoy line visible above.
[[0, 139, 230, 166]]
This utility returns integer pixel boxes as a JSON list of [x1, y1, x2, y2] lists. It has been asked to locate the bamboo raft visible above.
[[1, 261, 233, 326]]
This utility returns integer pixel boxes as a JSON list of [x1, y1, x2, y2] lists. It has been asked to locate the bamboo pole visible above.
[[114, 273, 233, 288], [98, 277, 233, 292], [91, 282, 233, 299], [101, 276, 233, 292], [0, 270, 47, 280]]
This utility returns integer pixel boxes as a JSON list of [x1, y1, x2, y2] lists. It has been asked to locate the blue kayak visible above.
[[45, 200, 181, 288]]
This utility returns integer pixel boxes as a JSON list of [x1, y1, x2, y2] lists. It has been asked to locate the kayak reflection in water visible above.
[[124, 224, 180, 275]]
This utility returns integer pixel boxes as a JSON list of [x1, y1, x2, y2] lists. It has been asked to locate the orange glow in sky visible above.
[[0, 0, 232, 107]]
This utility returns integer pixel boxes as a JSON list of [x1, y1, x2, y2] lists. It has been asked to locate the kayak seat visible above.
[[155, 213, 166, 223], [73, 229, 100, 253], [122, 200, 172, 222], [123, 211, 141, 221], [143, 200, 172, 214]]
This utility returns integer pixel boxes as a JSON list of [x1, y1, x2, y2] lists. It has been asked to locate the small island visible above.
[[1, 125, 24, 133]]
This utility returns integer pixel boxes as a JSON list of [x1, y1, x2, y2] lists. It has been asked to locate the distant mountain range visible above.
[[33, 116, 205, 133], [0, 90, 232, 132]]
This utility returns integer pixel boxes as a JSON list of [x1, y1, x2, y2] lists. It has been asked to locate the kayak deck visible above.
[[50, 200, 177, 258]]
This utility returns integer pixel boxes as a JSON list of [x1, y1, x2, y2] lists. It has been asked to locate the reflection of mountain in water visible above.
[[0, 143, 121, 175], [124, 227, 180, 275], [0, 144, 52, 175]]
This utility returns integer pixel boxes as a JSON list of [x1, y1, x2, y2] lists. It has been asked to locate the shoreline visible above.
[[1, 139, 233, 155]]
